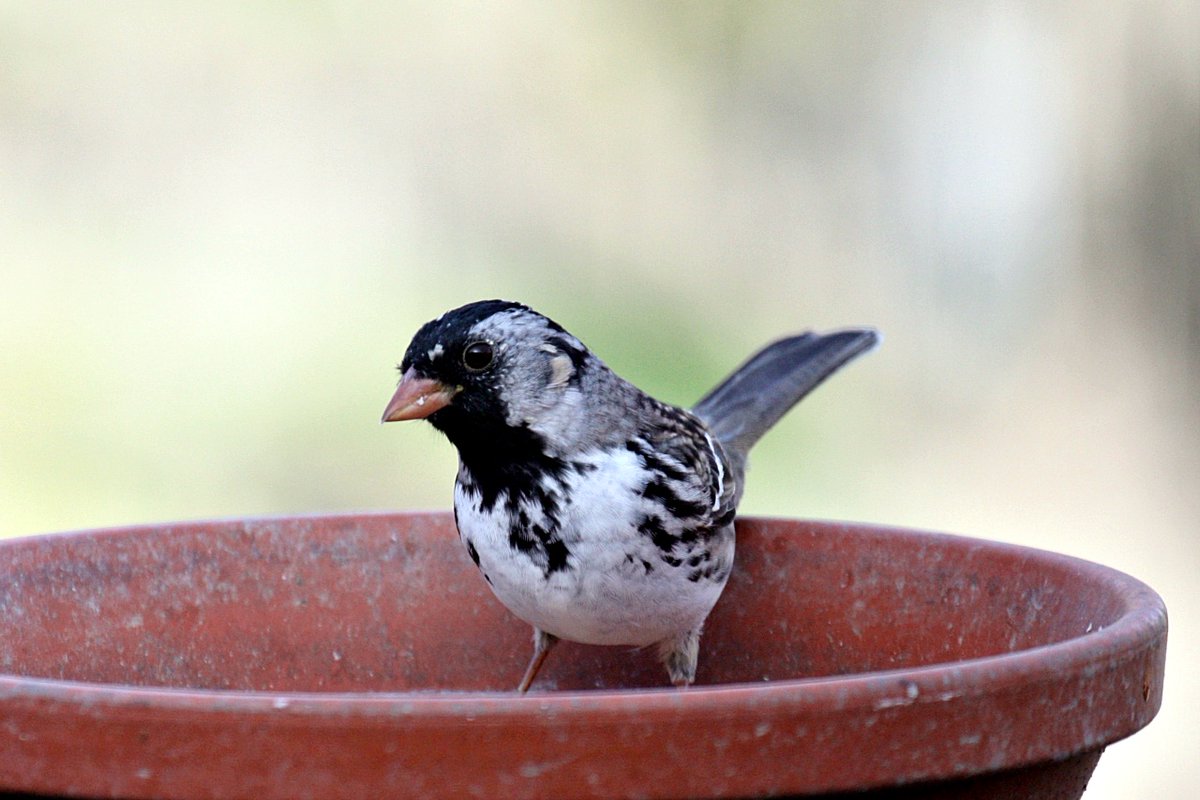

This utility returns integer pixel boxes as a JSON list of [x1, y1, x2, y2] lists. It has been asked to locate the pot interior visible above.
[[0, 513, 1129, 692]]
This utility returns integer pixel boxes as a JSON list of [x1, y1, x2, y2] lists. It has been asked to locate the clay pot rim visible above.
[[0, 512, 1166, 718]]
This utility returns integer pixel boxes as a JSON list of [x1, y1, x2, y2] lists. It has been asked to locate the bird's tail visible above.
[[692, 329, 880, 462]]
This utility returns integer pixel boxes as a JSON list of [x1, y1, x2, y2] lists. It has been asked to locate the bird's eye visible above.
[[462, 341, 494, 372]]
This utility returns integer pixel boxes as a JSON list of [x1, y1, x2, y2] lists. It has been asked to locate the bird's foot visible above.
[[658, 626, 701, 688], [517, 629, 559, 693]]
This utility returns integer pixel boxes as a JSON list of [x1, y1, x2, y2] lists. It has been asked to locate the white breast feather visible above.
[[455, 447, 730, 647]]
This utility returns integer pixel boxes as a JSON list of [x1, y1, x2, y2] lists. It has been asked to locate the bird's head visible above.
[[382, 300, 592, 447]]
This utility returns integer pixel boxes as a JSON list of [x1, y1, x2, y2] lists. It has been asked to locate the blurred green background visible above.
[[1, 3, 1196, 797]]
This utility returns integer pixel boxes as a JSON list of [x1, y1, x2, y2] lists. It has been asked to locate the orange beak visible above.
[[381, 368, 459, 422]]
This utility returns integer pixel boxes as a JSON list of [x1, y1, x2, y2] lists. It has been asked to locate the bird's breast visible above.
[[453, 446, 734, 646]]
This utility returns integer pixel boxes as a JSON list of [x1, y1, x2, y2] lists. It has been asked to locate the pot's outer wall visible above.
[[0, 513, 1167, 799]]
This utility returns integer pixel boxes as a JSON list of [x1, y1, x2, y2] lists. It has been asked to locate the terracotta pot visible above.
[[0, 513, 1165, 799]]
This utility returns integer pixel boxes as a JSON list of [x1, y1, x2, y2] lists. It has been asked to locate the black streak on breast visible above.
[[446, 417, 576, 577]]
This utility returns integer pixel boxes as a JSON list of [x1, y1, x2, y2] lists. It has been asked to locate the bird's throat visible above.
[[435, 410, 569, 517]]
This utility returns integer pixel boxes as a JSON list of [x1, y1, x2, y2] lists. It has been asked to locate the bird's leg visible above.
[[517, 628, 559, 693], [658, 626, 701, 687]]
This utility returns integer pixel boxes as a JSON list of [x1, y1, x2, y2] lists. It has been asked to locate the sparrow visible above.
[[382, 299, 878, 691]]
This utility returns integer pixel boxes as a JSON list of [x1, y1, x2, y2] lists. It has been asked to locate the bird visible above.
[[382, 299, 878, 691]]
